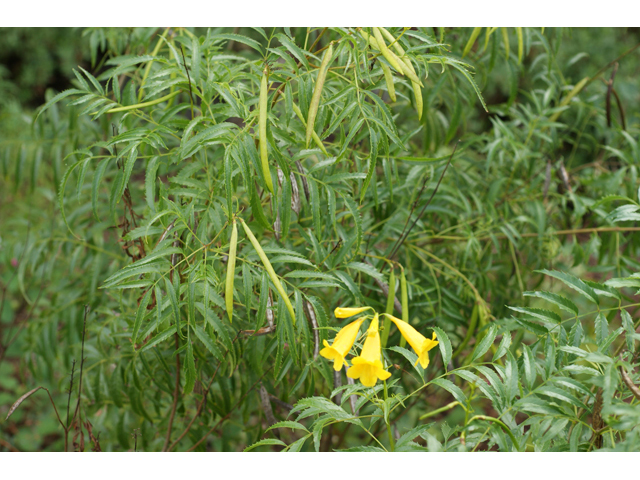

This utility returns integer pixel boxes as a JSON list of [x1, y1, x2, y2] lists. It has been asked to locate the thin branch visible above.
[[180, 45, 195, 119], [619, 358, 640, 401], [65, 359, 76, 452], [0, 438, 19, 452], [71, 305, 89, 425], [167, 331, 241, 452], [388, 142, 458, 259], [186, 366, 274, 452], [162, 332, 181, 452]]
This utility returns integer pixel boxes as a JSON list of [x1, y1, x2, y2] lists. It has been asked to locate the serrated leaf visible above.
[[431, 378, 467, 405], [431, 326, 451, 369], [537, 269, 599, 305], [523, 290, 578, 316], [471, 324, 498, 363]]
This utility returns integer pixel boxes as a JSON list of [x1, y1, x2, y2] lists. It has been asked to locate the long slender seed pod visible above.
[[380, 62, 397, 103], [306, 44, 334, 148], [378, 27, 406, 56], [412, 81, 423, 120], [292, 103, 328, 155], [377, 28, 424, 118], [381, 268, 396, 348], [240, 218, 296, 324], [376, 27, 423, 86], [516, 27, 524, 64], [399, 268, 409, 348], [372, 27, 405, 75], [501, 27, 510, 60], [462, 27, 483, 58], [225, 220, 238, 322], [259, 68, 274, 193], [549, 76, 589, 123]]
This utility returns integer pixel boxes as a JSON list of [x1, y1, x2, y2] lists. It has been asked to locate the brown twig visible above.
[[167, 331, 241, 451], [605, 63, 618, 128], [71, 305, 89, 425], [186, 366, 274, 452], [180, 45, 195, 119], [619, 358, 640, 401], [65, 359, 77, 451], [388, 142, 458, 260], [162, 332, 181, 452], [0, 438, 19, 452]]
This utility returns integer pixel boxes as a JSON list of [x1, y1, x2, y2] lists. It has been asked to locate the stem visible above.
[[383, 380, 395, 452], [162, 333, 181, 451], [107, 91, 180, 113], [419, 401, 461, 420]]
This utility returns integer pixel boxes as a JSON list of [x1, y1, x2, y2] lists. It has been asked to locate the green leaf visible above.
[[508, 306, 561, 324], [492, 332, 512, 362], [140, 325, 177, 353], [536, 269, 599, 305], [132, 289, 153, 344], [523, 290, 578, 316], [183, 341, 196, 395], [244, 438, 287, 452], [470, 324, 498, 363], [431, 378, 467, 405], [267, 421, 309, 433], [521, 344, 537, 390], [431, 326, 452, 370]]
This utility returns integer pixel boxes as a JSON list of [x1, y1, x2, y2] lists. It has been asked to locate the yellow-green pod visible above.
[[378, 27, 405, 56], [240, 218, 296, 324], [380, 62, 396, 103], [259, 68, 274, 193], [399, 267, 409, 348], [292, 102, 328, 155], [501, 27, 510, 60], [549, 76, 589, 123], [376, 28, 423, 87], [412, 81, 423, 121], [372, 27, 405, 75], [462, 27, 482, 58], [306, 44, 334, 148], [516, 27, 523, 64], [225, 220, 238, 322], [381, 269, 396, 348]]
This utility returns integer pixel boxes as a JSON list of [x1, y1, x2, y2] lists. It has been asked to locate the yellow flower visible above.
[[347, 314, 391, 387], [334, 306, 371, 318], [320, 317, 365, 371], [386, 315, 438, 368]]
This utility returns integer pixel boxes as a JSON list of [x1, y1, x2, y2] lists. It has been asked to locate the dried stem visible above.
[[167, 332, 241, 452], [186, 366, 273, 452], [162, 332, 181, 452]]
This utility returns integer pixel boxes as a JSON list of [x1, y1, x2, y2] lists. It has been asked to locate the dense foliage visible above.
[[1, 27, 640, 452]]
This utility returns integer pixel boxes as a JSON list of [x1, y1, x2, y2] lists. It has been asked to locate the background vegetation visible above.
[[1, 27, 640, 452]]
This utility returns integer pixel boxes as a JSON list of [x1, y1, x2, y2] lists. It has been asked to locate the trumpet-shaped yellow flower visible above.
[[386, 315, 438, 369], [320, 317, 365, 371], [334, 306, 371, 318], [347, 314, 391, 387]]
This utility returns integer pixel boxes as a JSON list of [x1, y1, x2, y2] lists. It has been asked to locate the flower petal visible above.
[[334, 306, 371, 318]]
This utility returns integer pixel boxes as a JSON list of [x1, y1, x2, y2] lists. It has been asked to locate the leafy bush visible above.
[[1, 27, 639, 452]]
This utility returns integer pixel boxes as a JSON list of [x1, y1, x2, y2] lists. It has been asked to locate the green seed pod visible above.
[[372, 27, 405, 75], [377, 27, 423, 118], [399, 267, 409, 348], [380, 62, 396, 103], [240, 218, 296, 324], [225, 220, 238, 322], [381, 268, 396, 348], [306, 44, 334, 148], [259, 68, 274, 193], [293, 102, 328, 155]]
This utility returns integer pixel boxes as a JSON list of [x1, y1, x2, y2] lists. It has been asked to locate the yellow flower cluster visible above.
[[319, 306, 439, 387]]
